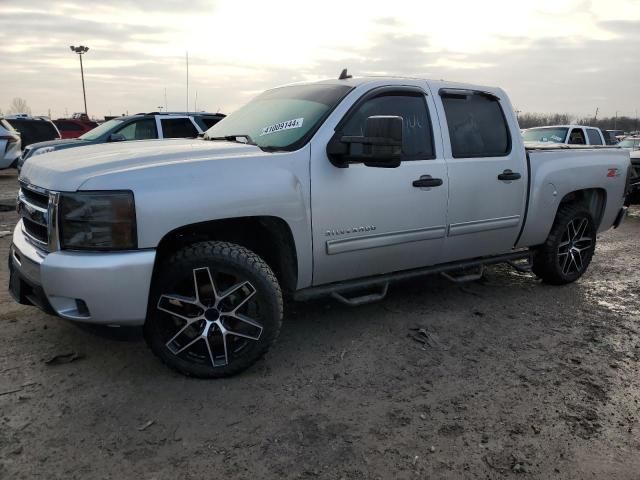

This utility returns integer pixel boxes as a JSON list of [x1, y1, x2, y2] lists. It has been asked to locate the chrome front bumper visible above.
[[9, 221, 156, 326]]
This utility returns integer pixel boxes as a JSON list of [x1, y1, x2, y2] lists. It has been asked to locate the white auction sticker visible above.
[[260, 118, 304, 136]]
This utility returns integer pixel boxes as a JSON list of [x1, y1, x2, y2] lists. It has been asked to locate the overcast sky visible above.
[[1, 0, 639, 119]]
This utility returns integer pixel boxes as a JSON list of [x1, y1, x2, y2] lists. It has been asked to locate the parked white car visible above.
[[0, 118, 22, 169], [522, 125, 606, 146]]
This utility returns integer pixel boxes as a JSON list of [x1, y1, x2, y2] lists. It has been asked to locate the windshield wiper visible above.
[[207, 134, 256, 146]]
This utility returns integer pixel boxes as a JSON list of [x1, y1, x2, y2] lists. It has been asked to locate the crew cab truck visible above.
[[522, 125, 607, 146], [10, 76, 631, 378]]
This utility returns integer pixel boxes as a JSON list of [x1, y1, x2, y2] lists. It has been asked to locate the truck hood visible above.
[[25, 138, 91, 152], [20, 138, 266, 191]]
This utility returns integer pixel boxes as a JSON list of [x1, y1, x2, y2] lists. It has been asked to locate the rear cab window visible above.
[[586, 129, 603, 145], [440, 90, 510, 158]]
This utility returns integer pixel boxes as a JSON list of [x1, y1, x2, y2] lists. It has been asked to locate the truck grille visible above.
[[17, 183, 53, 250]]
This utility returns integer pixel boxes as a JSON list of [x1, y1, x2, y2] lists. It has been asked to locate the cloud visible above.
[[0, 1, 638, 119]]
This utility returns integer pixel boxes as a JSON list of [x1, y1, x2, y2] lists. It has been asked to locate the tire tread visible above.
[[145, 241, 283, 378]]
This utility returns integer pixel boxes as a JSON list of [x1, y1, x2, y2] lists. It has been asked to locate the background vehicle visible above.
[[603, 130, 620, 145], [5, 115, 60, 148], [628, 147, 640, 204], [618, 136, 640, 151], [54, 113, 99, 139], [19, 111, 226, 169], [605, 129, 625, 143], [11, 77, 630, 378], [522, 125, 607, 145], [0, 118, 21, 169]]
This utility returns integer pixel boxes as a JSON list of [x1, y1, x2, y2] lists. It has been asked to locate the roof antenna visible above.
[[339, 68, 352, 80]]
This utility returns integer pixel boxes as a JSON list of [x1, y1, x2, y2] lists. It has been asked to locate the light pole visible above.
[[70, 45, 89, 116]]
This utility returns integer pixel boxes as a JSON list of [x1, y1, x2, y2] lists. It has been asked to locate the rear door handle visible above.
[[498, 169, 521, 181], [413, 176, 443, 188]]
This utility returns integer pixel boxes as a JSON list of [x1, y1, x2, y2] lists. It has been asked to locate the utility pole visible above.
[[70, 45, 89, 115], [164, 88, 168, 112], [186, 51, 189, 113], [614, 111, 618, 130], [594, 107, 599, 123]]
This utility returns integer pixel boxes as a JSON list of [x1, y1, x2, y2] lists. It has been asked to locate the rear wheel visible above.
[[145, 241, 283, 378], [532, 204, 596, 285]]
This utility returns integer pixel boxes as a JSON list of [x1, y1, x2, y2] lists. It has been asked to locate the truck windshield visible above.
[[79, 119, 124, 140], [522, 127, 569, 143], [618, 139, 640, 149], [204, 84, 353, 150]]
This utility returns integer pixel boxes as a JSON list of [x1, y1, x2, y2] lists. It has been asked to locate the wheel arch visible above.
[[518, 186, 608, 249], [152, 216, 298, 294], [557, 188, 607, 228]]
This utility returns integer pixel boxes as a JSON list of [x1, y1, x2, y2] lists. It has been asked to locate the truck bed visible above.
[[516, 145, 630, 248], [524, 142, 622, 151]]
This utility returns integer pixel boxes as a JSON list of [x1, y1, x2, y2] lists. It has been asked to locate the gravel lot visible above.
[[1, 168, 639, 479]]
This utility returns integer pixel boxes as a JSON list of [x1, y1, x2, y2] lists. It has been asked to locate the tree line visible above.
[[0, 97, 32, 117], [518, 112, 640, 132]]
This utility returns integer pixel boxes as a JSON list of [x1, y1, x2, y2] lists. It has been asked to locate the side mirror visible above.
[[327, 115, 403, 168], [108, 133, 126, 142]]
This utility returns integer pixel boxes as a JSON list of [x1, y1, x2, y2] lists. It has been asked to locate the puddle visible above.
[[582, 279, 640, 316]]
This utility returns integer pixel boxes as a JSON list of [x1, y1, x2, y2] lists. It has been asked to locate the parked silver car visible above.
[[0, 118, 21, 169]]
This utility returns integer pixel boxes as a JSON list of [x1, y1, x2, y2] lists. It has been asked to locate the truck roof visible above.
[[277, 76, 503, 96], [526, 125, 601, 130]]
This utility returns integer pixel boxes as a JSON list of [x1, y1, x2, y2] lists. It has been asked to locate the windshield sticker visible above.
[[260, 118, 304, 136]]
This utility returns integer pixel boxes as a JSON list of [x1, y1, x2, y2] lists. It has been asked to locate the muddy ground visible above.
[[0, 168, 639, 479]]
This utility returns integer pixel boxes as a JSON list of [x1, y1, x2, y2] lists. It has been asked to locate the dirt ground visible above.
[[0, 168, 639, 479]]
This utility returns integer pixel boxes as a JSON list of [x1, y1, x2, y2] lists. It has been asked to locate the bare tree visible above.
[[7, 97, 32, 115], [518, 112, 573, 129]]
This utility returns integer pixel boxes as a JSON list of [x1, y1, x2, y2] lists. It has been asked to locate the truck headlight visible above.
[[32, 146, 56, 157], [59, 191, 137, 250]]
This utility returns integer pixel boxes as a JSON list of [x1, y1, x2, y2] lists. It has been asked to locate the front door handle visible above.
[[413, 176, 443, 188], [498, 169, 521, 181]]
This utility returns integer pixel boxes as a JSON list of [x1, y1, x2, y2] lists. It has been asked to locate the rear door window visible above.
[[161, 118, 199, 138], [441, 91, 510, 158], [586, 129, 603, 145]]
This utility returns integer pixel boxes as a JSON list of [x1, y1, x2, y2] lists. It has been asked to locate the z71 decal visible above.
[[260, 118, 304, 136]]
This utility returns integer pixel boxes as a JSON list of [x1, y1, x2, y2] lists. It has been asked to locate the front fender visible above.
[[79, 148, 313, 288]]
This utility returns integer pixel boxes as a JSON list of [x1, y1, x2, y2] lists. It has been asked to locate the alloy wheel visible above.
[[557, 217, 593, 276], [156, 267, 264, 368]]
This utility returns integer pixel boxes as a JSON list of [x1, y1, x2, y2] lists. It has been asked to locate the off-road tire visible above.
[[532, 203, 596, 285], [145, 241, 283, 378]]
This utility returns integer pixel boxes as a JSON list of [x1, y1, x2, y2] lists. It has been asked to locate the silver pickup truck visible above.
[[10, 76, 631, 378]]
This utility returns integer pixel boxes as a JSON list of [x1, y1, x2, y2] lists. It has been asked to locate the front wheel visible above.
[[145, 241, 283, 378], [532, 204, 597, 285]]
